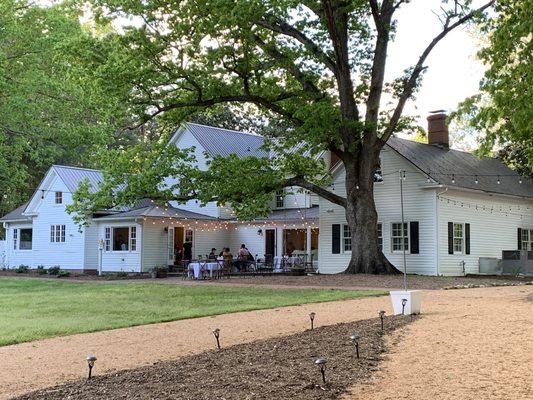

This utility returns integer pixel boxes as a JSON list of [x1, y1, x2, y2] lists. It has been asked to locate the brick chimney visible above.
[[427, 110, 449, 148]]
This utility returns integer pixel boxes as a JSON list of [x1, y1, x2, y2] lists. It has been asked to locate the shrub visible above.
[[57, 270, 70, 278], [15, 265, 29, 273], [117, 271, 128, 278], [48, 266, 61, 275], [37, 265, 48, 275]]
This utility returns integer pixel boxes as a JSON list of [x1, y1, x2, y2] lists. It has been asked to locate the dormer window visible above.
[[275, 190, 284, 208], [55, 191, 63, 204]]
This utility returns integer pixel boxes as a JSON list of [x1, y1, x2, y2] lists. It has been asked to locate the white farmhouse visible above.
[[1, 115, 532, 275]]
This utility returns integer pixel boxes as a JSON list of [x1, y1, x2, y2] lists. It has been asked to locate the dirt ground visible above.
[[344, 285, 533, 400], [13, 316, 413, 400], [2, 286, 532, 400], [207, 273, 532, 290]]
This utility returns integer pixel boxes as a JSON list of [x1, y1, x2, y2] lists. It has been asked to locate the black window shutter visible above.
[[448, 222, 454, 254], [465, 223, 470, 255], [332, 224, 341, 254], [517, 228, 522, 250], [410, 221, 419, 254]]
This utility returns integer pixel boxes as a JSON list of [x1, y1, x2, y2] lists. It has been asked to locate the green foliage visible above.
[[15, 265, 29, 274], [0, 0, 130, 216], [57, 270, 70, 278], [456, 0, 532, 174], [48, 266, 61, 276], [37, 266, 48, 275], [0, 278, 385, 346]]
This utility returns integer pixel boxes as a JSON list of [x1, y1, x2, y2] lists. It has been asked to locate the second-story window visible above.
[[275, 190, 284, 208], [55, 191, 63, 204]]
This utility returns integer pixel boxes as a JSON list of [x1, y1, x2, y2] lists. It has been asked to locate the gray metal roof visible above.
[[255, 206, 319, 222], [0, 203, 31, 222], [185, 123, 268, 158], [386, 137, 533, 198], [94, 204, 219, 221], [52, 165, 103, 193]]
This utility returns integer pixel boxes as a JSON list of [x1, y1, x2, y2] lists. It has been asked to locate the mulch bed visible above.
[[13, 315, 415, 400]]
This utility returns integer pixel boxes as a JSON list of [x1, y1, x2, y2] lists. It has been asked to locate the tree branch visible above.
[[256, 16, 337, 74], [380, 0, 495, 143], [285, 176, 347, 207]]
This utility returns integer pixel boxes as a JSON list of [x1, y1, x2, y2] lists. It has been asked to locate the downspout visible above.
[[435, 187, 448, 276]]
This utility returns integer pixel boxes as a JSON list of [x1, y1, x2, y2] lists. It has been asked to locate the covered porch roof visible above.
[[94, 204, 220, 221]]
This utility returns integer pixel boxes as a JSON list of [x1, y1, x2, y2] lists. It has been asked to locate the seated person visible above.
[[208, 248, 217, 260], [237, 244, 251, 271]]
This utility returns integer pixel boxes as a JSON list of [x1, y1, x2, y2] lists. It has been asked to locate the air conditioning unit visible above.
[[478, 257, 501, 275], [501, 250, 533, 276]]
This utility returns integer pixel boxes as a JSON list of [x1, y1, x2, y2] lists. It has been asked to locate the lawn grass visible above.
[[0, 278, 386, 346]]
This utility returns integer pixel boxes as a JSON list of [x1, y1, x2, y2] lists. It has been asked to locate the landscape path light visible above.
[[86, 355, 97, 379], [349, 335, 360, 359], [314, 357, 327, 384], [212, 328, 221, 350], [401, 298, 408, 315], [309, 312, 316, 330], [379, 310, 386, 331]]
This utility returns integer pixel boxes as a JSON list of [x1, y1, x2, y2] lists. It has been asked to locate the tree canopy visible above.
[[456, 0, 532, 175]]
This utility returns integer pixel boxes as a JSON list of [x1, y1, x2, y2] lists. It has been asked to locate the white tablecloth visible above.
[[188, 262, 221, 279]]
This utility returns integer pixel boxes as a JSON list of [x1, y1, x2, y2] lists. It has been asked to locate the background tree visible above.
[[75, 0, 494, 274], [455, 0, 532, 175], [0, 0, 130, 220]]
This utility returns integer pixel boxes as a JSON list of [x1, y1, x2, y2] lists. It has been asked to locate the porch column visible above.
[[306, 227, 312, 261], [276, 228, 284, 256]]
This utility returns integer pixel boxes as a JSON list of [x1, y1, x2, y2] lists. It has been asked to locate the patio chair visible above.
[[177, 259, 190, 279], [304, 254, 317, 273]]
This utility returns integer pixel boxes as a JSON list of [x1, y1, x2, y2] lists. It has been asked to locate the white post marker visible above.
[[98, 239, 104, 276], [389, 170, 422, 315]]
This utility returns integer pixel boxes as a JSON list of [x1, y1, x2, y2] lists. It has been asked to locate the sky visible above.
[[385, 0, 487, 140]]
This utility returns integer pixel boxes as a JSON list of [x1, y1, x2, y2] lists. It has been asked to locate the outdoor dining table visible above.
[[188, 261, 221, 279]]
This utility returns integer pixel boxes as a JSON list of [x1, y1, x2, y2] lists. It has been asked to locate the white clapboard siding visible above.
[[83, 219, 99, 270], [437, 189, 533, 275], [26, 175, 87, 269], [140, 221, 167, 272], [319, 147, 437, 275], [166, 128, 220, 217], [98, 221, 142, 272]]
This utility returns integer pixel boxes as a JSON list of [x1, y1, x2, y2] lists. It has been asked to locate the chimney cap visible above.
[[429, 109, 446, 114]]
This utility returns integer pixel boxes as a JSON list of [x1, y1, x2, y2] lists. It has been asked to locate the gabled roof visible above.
[[0, 203, 30, 222], [184, 123, 267, 158], [386, 137, 533, 198], [52, 165, 103, 193]]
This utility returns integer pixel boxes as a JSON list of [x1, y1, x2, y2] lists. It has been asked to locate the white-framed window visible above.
[[104, 227, 111, 251], [130, 226, 137, 251], [275, 190, 284, 208], [104, 226, 138, 252], [19, 228, 32, 250], [391, 222, 409, 252], [377, 223, 383, 251], [342, 224, 352, 252], [50, 225, 66, 243], [453, 223, 464, 254], [13, 229, 18, 250], [55, 191, 63, 204], [520, 228, 533, 251], [185, 229, 193, 243]]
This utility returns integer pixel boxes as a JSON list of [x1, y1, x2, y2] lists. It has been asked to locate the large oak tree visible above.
[[75, 0, 494, 273]]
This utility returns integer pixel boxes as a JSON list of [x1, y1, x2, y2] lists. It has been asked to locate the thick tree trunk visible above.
[[343, 155, 400, 274]]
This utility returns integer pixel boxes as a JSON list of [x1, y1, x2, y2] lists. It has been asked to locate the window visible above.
[[453, 223, 464, 254], [520, 229, 533, 251], [19, 228, 32, 250], [50, 225, 66, 243], [13, 229, 17, 250], [377, 223, 383, 251], [185, 229, 193, 243], [113, 227, 130, 251], [342, 224, 352, 252], [275, 190, 284, 208], [55, 191, 63, 204], [104, 227, 111, 251], [391, 222, 409, 252], [374, 158, 383, 183], [130, 226, 137, 251]]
